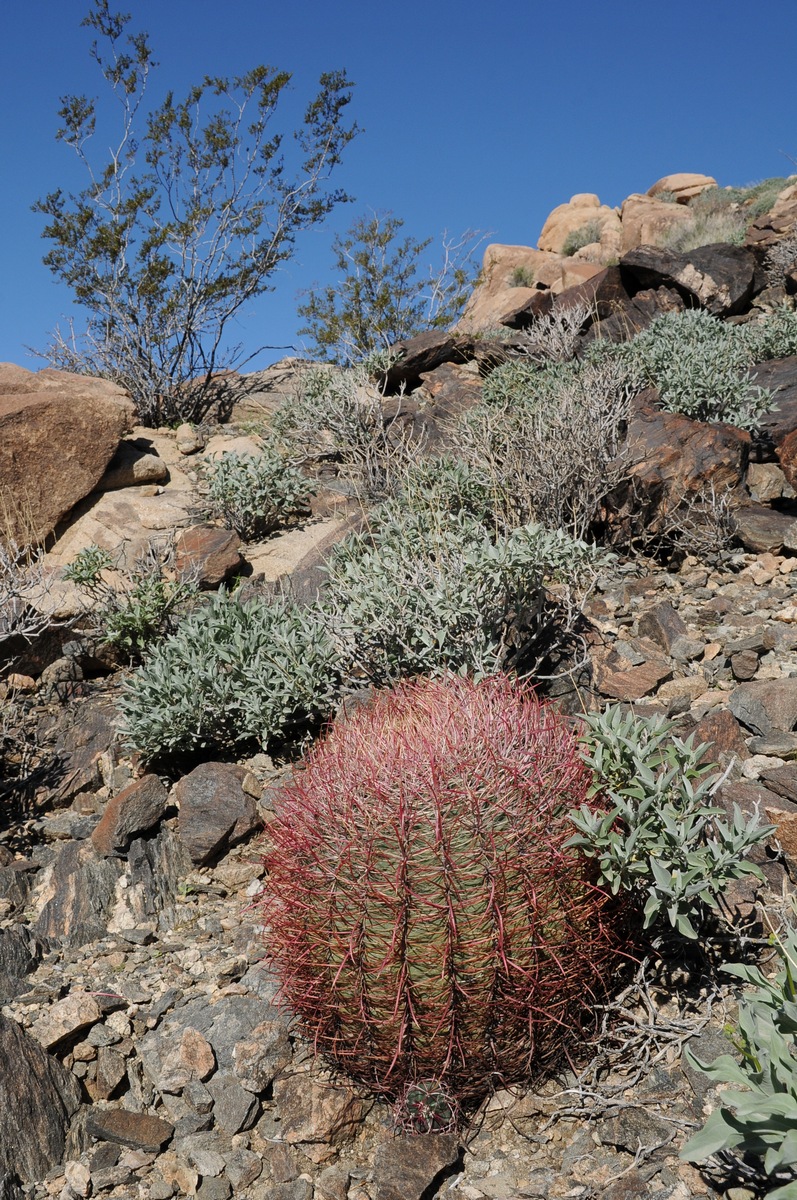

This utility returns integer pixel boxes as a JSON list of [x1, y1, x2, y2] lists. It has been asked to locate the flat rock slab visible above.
[[0, 1012, 82, 1183], [272, 1075, 364, 1148], [593, 648, 672, 700], [85, 1108, 174, 1151], [30, 991, 101, 1049], [734, 504, 797, 554]]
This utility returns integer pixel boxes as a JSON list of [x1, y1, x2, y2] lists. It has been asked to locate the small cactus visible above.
[[259, 674, 624, 1106]]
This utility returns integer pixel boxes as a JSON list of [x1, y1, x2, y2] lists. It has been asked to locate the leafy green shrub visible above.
[[64, 542, 197, 660], [204, 448, 312, 541], [509, 264, 536, 287], [297, 211, 482, 364], [322, 504, 603, 686], [259, 673, 625, 1109], [681, 920, 797, 1197], [568, 705, 772, 939], [613, 309, 774, 429], [118, 590, 340, 761], [561, 219, 604, 257]]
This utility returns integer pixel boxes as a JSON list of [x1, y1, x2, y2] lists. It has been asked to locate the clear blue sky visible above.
[[2, 0, 796, 373]]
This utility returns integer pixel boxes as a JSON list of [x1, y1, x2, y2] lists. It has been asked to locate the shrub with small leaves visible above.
[[204, 447, 312, 541], [118, 590, 340, 761], [741, 305, 797, 363], [462, 353, 634, 539], [568, 705, 772, 939], [64, 542, 197, 660], [682, 920, 797, 1198]]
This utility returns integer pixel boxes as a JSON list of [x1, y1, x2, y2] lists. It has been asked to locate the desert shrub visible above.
[[765, 234, 797, 286], [661, 189, 748, 253], [561, 219, 604, 257], [661, 179, 789, 255], [393, 456, 498, 527], [569, 705, 771, 939], [462, 353, 634, 538], [35, 2, 358, 425], [258, 673, 625, 1110], [0, 537, 56, 662], [272, 365, 410, 496], [64, 541, 197, 660], [613, 308, 774, 429], [741, 304, 797, 363], [731, 176, 791, 218], [118, 590, 340, 761], [322, 504, 602, 686], [204, 448, 312, 542], [297, 210, 483, 364], [682, 918, 797, 1197], [509, 264, 536, 287], [516, 300, 594, 364]]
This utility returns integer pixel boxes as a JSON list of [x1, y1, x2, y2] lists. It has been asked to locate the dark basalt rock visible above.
[[0, 1013, 82, 1183]]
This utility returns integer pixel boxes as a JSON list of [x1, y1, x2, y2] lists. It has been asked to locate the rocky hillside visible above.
[[3, 171, 797, 1200]]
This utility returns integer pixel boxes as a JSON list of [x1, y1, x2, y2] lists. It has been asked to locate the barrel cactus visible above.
[[259, 674, 624, 1108]]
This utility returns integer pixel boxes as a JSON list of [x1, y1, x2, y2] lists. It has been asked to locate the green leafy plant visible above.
[[682, 920, 797, 1198], [297, 210, 483, 364], [568, 705, 772, 939], [610, 309, 775, 429], [64, 541, 197, 659], [35, 0, 358, 424], [561, 219, 604, 257], [118, 589, 340, 761], [509, 264, 536, 287], [322, 503, 603, 686], [204, 448, 313, 541], [259, 674, 625, 1109]]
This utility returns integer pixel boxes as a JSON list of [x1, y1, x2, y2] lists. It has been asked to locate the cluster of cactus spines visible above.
[[259, 674, 623, 1106]]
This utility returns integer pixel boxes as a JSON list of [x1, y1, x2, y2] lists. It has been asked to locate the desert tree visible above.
[[297, 210, 483, 365], [34, 0, 359, 424]]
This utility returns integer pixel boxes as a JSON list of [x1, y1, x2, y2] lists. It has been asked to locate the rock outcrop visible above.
[[0, 365, 134, 544]]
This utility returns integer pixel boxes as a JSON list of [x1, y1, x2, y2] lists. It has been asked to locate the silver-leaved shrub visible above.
[[118, 591, 340, 760], [682, 920, 797, 1198], [569, 705, 772, 939], [322, 503, 603, 686], [205, 447, 312, 542]]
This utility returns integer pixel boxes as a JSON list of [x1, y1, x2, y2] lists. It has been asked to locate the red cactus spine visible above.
[[259, 673, 623, 1105]]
